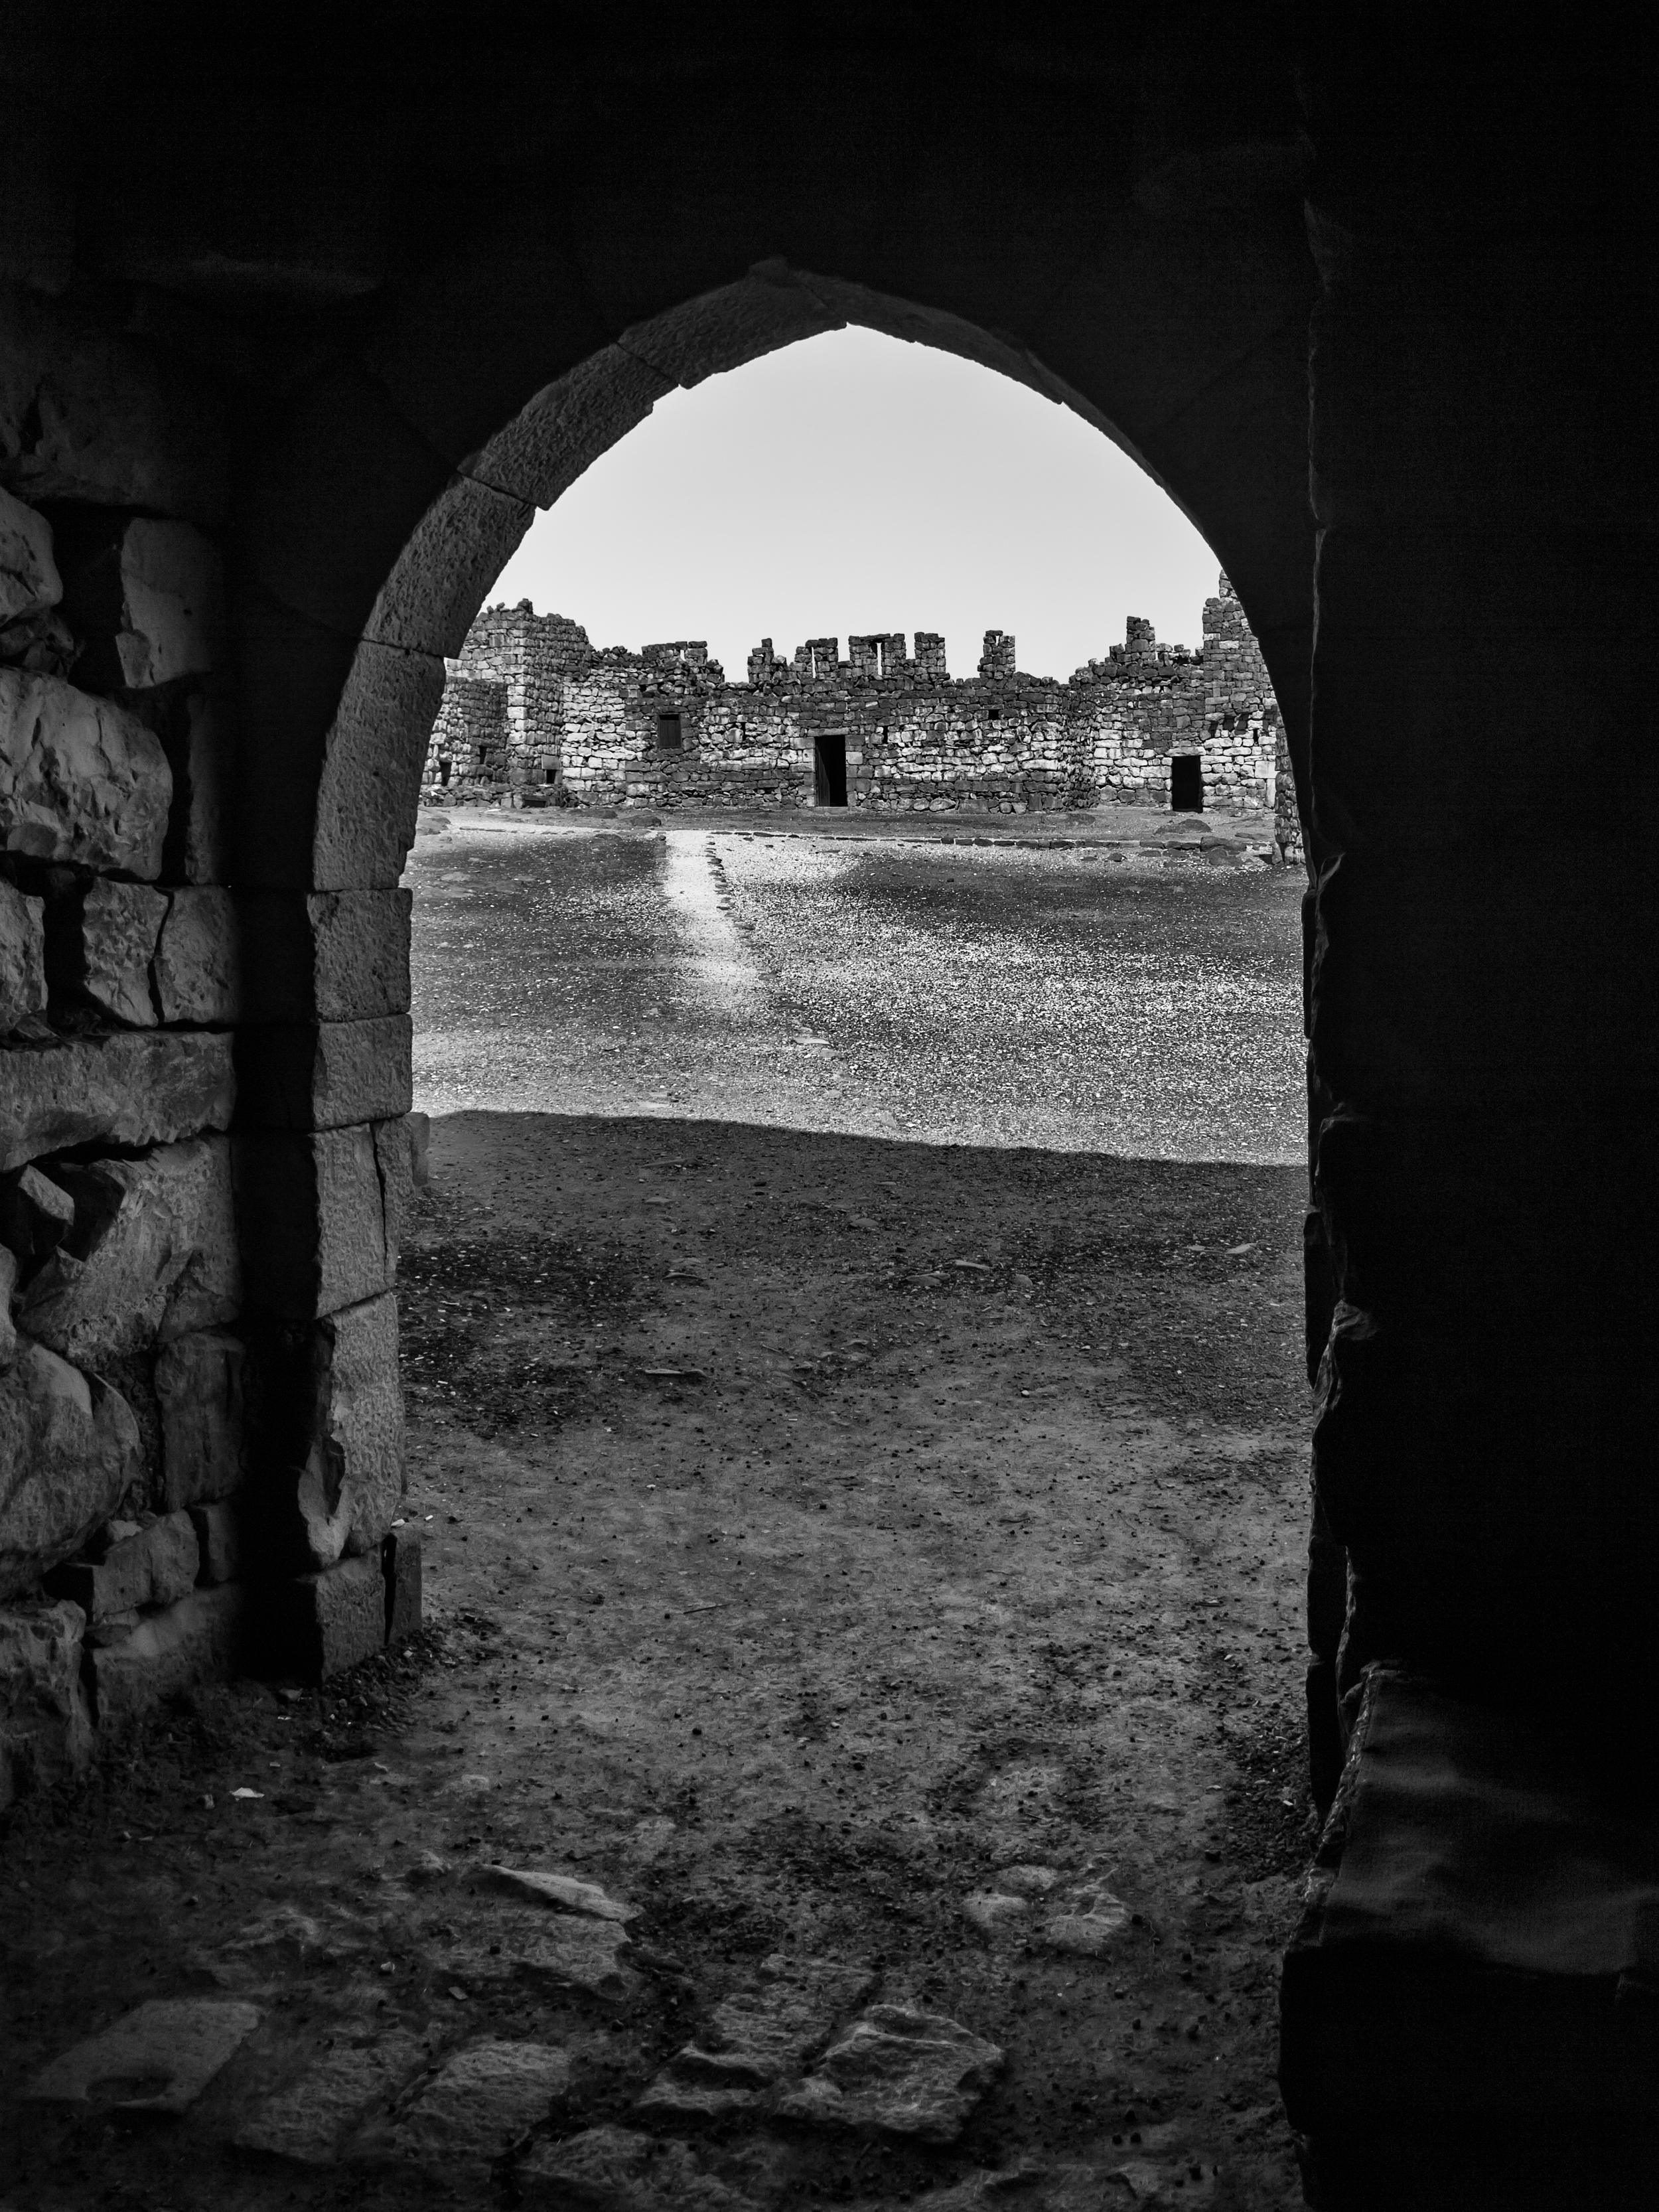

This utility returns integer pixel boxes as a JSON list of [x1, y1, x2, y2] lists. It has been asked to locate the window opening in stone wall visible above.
[[1171, 754, 1203, 811], [814, 731, 849, 806], [658, 710, 683, 751]]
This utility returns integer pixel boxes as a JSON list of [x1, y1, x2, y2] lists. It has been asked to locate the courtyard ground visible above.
[[2, 812, 1312, 2207], [0, 1110, 1311, 2211]]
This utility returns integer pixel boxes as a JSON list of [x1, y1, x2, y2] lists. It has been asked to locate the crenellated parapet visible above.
[[422, 578, 1291, 842]]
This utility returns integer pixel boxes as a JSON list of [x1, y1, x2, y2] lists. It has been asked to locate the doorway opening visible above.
[[814, 731, 849, 806], [657, 710, 684, 751], [1171, 753, 1204, 812]]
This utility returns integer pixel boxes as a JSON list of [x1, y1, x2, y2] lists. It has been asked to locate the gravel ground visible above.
[[407, 810, 1305, 1164]]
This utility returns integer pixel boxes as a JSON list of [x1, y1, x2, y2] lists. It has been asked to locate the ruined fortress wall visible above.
[[421, 575, 1288, 834]]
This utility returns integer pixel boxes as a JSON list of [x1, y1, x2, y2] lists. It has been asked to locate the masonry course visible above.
[[3, 382, 416, 1814], [423, 573, 1301, 857]]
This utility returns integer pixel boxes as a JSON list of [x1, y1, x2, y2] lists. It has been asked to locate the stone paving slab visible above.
[[25, 1996, 261, 2112]]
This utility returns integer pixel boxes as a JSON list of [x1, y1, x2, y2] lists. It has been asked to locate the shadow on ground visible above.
[[1, 1112, 1313, 2210]]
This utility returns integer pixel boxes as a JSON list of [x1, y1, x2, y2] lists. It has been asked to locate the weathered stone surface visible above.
[[54, 516, 225, 690], [354, 2039, 569, 2179], [441, 1913, 638, 2003], [47, 1509, 198, 1619], [314, 640, 447, 894], [19, 1138, 240, 1367], [0, 1030, 236, 1172], [519, 2124, 753, 2210], [156, 689, 233, 887], [88, 1582, 245, 1732], [269, 1554, 385, 1682], [638, 1954, 873, 2120], [373, 1112, 411, 1271], [1, 1345, 138, 1597], [0, 484, 60, 627], [155, 1327, 244, 1509], [44, 874, 167, 1026], [777, 2005, 1004, 2144], [892, 2164, 1110, 2212], [189, 1498, 240, 1584], [153, 887, 239, 1023], [963, 1892, 1031, 1935], [235, 1126, 396, 1318], [406, 1108, 431, 1187], [25, 1998, 259, 2111], [235, 1015, 413, 1130], [0, 669, 171, 877], [237, 888, 412, 1023], [383, 1521, 421, 1643], [236, 2031, 424, 2164], [246, 1292, 403, 1568], [0, 1596, 92, 1808], [480, 1866, 638, 1922], [0, 1161, 74, 1263], [996, 1864, 1060, 1897], [0, 877, 46, 1032], [0, 283, 229, 521], [0, 1247, 15, 1368], [1043, 1890, 1131, 1957]]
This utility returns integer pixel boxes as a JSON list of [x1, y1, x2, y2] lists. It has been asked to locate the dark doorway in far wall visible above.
[[815, 731, 849, 806], [1171, 754, 1203, 812], [658, 710, 683, 751]]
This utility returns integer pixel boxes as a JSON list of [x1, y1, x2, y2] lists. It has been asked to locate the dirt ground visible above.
[[0, 1110, 1313, 2210]]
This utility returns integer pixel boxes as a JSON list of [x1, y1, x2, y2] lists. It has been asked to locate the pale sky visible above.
[[488, 327, 1222, 682]]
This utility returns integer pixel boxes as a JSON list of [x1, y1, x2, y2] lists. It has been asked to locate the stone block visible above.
[[519, 2126, 750, 2211], [351, 2038, 569, 2181], [267, 1554, 384, 1682], [0, 1029, 235, 1172], [246, 1292, 403, 1569], [236, 2031, 425, 2164], [0, 483, 60, 628], [189, 1498, 240, 1584], [47, 1509, 198, 1619], [87, 1582, 246, 1732], [27, 1998, 260, 2113], [313, 639, 447, 892], [236, 887, 411, 1022], [153, 887, 239, 1024], [0, 1596, 92, 1808], [234, 1015, 412, 1130], [363, 473, 535, 659], [0, 1161, 74, 1264], [372, 1114, 411, 1275], [383, 1522, 421, 1644], [775, 2005, 1004, 2143], [19, 1138, 240, 1368], [155, 1327, 244, 1509], [53, 515, 225, 690], [0, 1247, 14, 1368], [42, 874, 167, 1027], [1, 1345, 141, 1598], [0, 281, 230, 522], [0, 668, 172, 877], [0, 876, 46, 1033], [235, 1126, 396, 1318]]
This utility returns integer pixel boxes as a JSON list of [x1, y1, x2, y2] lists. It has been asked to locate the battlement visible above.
[[424, 577, 1295, 848]]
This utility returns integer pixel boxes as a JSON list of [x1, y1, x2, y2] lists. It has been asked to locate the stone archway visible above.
[[214, 248, 1321, 1700], [5, 11, 1656, 2197]]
